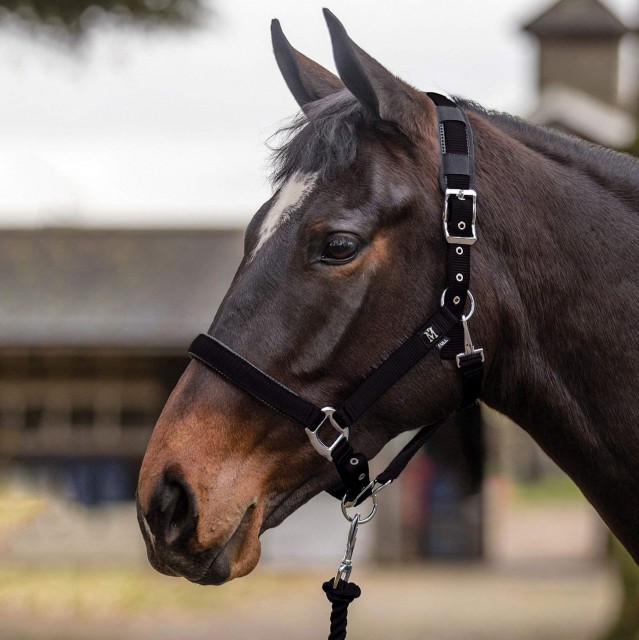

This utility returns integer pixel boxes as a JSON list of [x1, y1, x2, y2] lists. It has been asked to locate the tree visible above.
[[0, 0, 209, 40]]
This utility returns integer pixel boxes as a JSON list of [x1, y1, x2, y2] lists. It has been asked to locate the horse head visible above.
[[136, 10, 494, 585]]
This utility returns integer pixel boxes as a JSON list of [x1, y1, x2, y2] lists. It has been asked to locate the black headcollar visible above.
[[188, 93, 484, 507]]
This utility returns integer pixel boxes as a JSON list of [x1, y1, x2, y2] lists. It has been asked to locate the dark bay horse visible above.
[[137, 10, 639, 585]]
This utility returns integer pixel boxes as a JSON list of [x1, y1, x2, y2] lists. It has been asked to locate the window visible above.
[[71, 407, 95, 428], [25, 407, 44, 431], [0, 379, 162, 456], [120, 408, 153, 430]]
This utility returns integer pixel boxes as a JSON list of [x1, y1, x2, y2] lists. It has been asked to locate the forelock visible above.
[[269, 91, 367, 187]]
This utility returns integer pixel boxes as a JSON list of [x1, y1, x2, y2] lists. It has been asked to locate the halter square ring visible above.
[[305, 407, 349, 461]]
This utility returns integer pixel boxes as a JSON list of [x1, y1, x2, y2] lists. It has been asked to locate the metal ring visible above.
[[371, 479, 392, 496], [440, 289, 475, 321], [462, 291, 475, 321], [345, 478, 393, 509], [341, 494, 378, 524]]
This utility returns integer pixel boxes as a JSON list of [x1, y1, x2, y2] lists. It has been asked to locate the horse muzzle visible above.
[[136, 473, 260, 585]]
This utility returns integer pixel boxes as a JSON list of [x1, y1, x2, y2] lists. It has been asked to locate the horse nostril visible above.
[[148, 475, 198, 548]]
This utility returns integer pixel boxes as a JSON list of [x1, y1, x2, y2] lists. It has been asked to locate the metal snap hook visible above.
[[333, 513, 359, 588]]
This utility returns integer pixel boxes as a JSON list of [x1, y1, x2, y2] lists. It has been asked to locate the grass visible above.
[[0, 496, 47, 537], [0, 491, 316, 620], [0, 563, 315, 616], [513, 474, 584, 504]]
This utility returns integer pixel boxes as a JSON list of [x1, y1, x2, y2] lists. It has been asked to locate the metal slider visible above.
[[305, 407, 349, 461]]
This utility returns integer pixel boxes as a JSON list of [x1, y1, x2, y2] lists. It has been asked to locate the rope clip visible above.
[[334, 513, 360, 588], [333, 493, 380, 589]]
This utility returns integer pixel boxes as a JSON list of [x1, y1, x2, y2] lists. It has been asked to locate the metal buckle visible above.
[[305, 407, 349, 461], [443, 188, 477, 245]]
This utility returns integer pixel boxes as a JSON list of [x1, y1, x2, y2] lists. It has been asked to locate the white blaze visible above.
[[253, 172, 317, 256]]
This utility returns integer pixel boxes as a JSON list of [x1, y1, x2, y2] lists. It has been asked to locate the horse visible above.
[[136, 10, 639, 586]]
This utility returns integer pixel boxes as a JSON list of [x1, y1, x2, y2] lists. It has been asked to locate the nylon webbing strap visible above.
[[189, 306, 459, 434], [329, 416, 447, 506], [190, 308, 460, 503], [375, 418, 445, 486], [459, 352, 484, 408], [333, 306, 458, 427], [189, 334, 325, 430], [427, 92, 476, 360]]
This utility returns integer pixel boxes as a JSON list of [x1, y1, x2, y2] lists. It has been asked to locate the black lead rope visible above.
[[187, 93, 484, 640], [322, 579, 361, 640]]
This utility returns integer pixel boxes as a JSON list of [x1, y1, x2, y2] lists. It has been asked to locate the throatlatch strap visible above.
[[375, 418, 445, 486], [459, 352, 484, 408], [327, 416, 447, 506]]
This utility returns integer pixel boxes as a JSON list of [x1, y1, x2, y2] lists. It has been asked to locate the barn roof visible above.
[[0, 228, 244, 349], [523, 0, 629, 38]]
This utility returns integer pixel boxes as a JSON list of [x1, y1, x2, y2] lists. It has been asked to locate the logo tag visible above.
[[436, 337, 450, 350], [423, 326, 439, 343]]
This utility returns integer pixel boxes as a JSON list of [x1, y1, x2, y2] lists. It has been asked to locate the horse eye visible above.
[[321, 234, 360, 264]]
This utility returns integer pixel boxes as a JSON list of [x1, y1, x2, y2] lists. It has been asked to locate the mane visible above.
[[269, 90, 369, 187], [459, 98, 639, 200], [270, 91, 639, 200]]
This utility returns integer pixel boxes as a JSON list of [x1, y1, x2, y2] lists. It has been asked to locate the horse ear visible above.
[[323, 8, 433, 139], [271, 19, 344, 112]]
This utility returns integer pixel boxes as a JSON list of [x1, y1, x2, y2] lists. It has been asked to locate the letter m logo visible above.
[[423, 326, 439, 343]]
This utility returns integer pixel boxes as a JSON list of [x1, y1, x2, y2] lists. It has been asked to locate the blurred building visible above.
[[524, 0, 638, 149], [0, 228, 243, 505]]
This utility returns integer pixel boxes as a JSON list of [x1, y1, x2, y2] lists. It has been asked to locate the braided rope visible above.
[[322, 579, 362, 640]]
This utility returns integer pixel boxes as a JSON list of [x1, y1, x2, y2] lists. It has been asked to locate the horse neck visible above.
[[470, 111, 639, 559]]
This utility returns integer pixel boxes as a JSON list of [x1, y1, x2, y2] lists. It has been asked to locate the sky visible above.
[[0, 0, 636, 228]]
